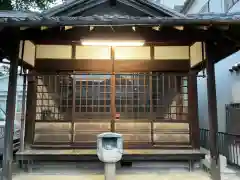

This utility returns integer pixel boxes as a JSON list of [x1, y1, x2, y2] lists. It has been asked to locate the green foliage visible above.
[[0, 0, 58, 11], [0, 0, 12, 10]]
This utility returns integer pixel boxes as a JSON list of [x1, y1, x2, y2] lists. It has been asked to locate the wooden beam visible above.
[[35, 59, 190, 72], [21, 27, 210, 44]]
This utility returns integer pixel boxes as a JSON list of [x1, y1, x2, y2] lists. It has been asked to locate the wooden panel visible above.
[[35, 59, 189, 72], [153, 134, 190, 143], [73, 122, 111, 142], [34, 134, 71, 142], [75, 46, 111, 59], [190, 42, 204, 67], [36, 45, 72, 59], [153, 122, 189, 132], [154, 46, 189, 60], [74, 133, 98, 142], [121, 134, 151, 141], [153, 122, 190, 143], [34, 122, 71, 133], [115, 122, 151, 142], [19, 40, 36, 66], [114, 46, 151, 60], [34, 122, 71, 143], [35, 59, 113, 72], [114, 60, 190, 72], [115, 122, 151, 133], [74, 122, 111, 132]]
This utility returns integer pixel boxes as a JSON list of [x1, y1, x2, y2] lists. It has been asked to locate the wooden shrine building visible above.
[[1, 1, 240, 180]]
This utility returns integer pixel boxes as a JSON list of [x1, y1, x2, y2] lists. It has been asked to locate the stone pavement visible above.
[[10, 162, 240, 180], [13, 172, 211, 180]]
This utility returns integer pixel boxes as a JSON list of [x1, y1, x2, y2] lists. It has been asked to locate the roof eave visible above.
[[1, 15, 240, 27]]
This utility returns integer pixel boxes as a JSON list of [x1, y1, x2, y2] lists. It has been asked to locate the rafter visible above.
[[19, 26, 211, 45]]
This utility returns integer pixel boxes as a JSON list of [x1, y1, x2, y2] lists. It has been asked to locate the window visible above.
[[74, 74, 111, 113], [16, 100, 22, 112], [0, 107, 5, 121]]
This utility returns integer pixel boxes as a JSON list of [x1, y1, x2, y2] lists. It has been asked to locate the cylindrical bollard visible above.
[[104, 162, 116, 180]]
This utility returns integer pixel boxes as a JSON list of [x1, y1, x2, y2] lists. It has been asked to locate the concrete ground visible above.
[[13, 172, 211, 180], [10, 162, 240, 180]]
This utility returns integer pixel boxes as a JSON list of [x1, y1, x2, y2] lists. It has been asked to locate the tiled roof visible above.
[[0, 11, 239, 27]]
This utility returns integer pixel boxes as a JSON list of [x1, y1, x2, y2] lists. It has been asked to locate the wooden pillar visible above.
[[71, 75, 76, 144], [176, 76, 183, 121], [205, 41, 221, 180], [2, 28, 20, 180], [188, 71, 200, 149], [20, 69, 27, 152], [110, 46, 115, 132], [24, 70, 36, 146], [2, 58, 18, 180]]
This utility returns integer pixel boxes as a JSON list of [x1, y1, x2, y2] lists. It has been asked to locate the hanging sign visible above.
[[115, 112, 120, 120]]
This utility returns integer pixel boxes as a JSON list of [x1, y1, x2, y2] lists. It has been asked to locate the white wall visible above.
[[151, 0, 185, 9], [187, 0, 209, 14], [186, 0, 225, 14], [228, 1, 240, 12], [209, 0, 225, 13], [197, 51, 240, 132]]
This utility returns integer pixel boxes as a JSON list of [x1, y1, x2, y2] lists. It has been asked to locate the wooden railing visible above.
[[200, 128, 240, 167]]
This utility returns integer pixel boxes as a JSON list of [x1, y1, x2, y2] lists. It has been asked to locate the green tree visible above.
[[0, 0, 60, 11]]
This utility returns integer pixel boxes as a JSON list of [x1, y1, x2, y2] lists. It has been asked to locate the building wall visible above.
[[185, 0, 240, 14], [228, 1, 240, 12], [151, 0, 186, 9], [185, 0, 225, 14], [197, 51, 240, 132], [0, 75, 25, 122], [186, 0, 209, 13], [184, 0, 240, 132]]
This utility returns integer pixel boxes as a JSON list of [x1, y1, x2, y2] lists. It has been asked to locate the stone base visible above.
[[104, 163, 116, 180], [200, 148, 237, 174]]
